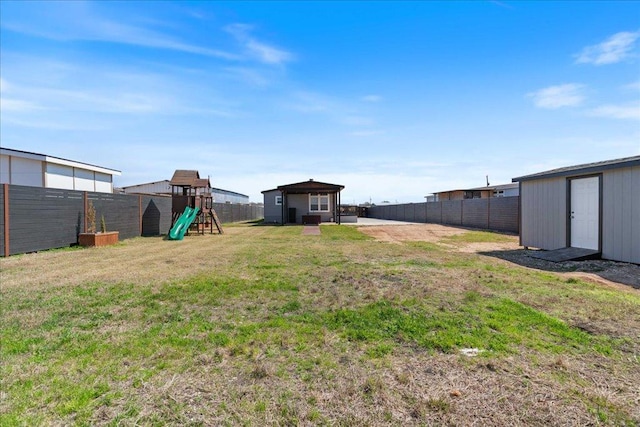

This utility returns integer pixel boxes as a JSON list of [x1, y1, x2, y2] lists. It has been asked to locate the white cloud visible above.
[[362, 95, 382, 102], [3, 3, 238, 60], [624, 80, 640, 91], [225, 23, 293, 65], [575, 31, 640, 65], [527, 83, 586, 109], [588, 102, 640, 120], [0, 98, 43, 112], [246, 40, 292, 65], [0, 77, 9, 92]]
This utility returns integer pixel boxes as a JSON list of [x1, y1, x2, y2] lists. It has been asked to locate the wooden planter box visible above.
[[79, 231, 119, 247]]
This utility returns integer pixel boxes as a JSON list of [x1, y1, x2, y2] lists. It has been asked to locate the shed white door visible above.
[[570, 177, 599, 250]]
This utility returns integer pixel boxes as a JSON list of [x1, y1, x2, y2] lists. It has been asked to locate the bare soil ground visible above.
[[358, 224, 640, 289]]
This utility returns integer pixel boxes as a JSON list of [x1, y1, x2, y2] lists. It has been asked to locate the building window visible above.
[[309, 193, 330, 212], [275, 195, 282, 205], [463, 190, 482, 199]]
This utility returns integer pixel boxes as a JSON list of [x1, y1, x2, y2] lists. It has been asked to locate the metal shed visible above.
[[512, 156, 640, 264]]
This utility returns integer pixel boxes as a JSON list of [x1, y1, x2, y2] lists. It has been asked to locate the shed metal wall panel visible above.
[[602, 166, 640, 263], [520, 178, 566, 250], [461, 198, 488, 229]]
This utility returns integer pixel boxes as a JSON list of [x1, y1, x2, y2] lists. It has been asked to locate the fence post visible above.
[[487, 197, 491, 230], [3, 184, 9, 257], [139, 195, 143, 236]]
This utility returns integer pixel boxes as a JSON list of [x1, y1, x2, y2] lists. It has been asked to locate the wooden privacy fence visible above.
[[367, 196, 519, 233], [0, 184, 264, 256]]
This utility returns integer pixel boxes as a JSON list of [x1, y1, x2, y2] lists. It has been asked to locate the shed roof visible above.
[[512, 155, 640, 183]]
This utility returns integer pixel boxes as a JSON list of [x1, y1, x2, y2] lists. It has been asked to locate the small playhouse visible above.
[[168, 170, 223, 239]]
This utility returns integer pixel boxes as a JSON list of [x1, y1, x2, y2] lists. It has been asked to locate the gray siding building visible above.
[[513, 156, 640, 264], [262, 179, 344, 224], [121, 179, 250, 204]]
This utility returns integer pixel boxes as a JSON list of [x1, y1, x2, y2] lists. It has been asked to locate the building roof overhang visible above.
[[276, 179, 345, 194], [1, 147, 121, 176]]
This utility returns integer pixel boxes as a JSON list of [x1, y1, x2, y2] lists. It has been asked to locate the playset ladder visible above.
[[211, 209, 224, 234]]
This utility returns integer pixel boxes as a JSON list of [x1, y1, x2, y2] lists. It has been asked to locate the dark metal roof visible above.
[[512, 155, 640, 182], [263, 179, 344, 194]]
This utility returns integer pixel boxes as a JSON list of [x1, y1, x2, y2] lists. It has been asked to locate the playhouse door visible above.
[[570, 176, 599, 250]]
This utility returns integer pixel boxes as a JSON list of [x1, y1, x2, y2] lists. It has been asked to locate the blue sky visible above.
[[1, 1, 639, 204]]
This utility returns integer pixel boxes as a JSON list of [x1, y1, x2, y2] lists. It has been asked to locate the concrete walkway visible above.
[[302, 225, 321, 235]]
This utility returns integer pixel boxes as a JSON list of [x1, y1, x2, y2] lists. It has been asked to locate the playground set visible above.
[[168, 170, 223, 240]]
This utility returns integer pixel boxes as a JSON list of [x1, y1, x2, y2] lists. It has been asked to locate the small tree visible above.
[[87, 201, 97, 233], [100, 215, 107, 233]]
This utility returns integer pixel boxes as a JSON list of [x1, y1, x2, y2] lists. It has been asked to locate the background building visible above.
[[120, 178, 250, 204], [1, 147, 120, 193]]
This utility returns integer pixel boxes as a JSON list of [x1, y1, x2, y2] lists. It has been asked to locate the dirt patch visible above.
[[358, 224, 468, 244], [359, 224, 640, 289]]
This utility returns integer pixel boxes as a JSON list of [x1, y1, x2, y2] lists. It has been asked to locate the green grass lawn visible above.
[[1, 224, 639, 426]]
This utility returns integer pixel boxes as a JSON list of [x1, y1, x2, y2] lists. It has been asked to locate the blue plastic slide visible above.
[[168, 206, 200, 240]]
